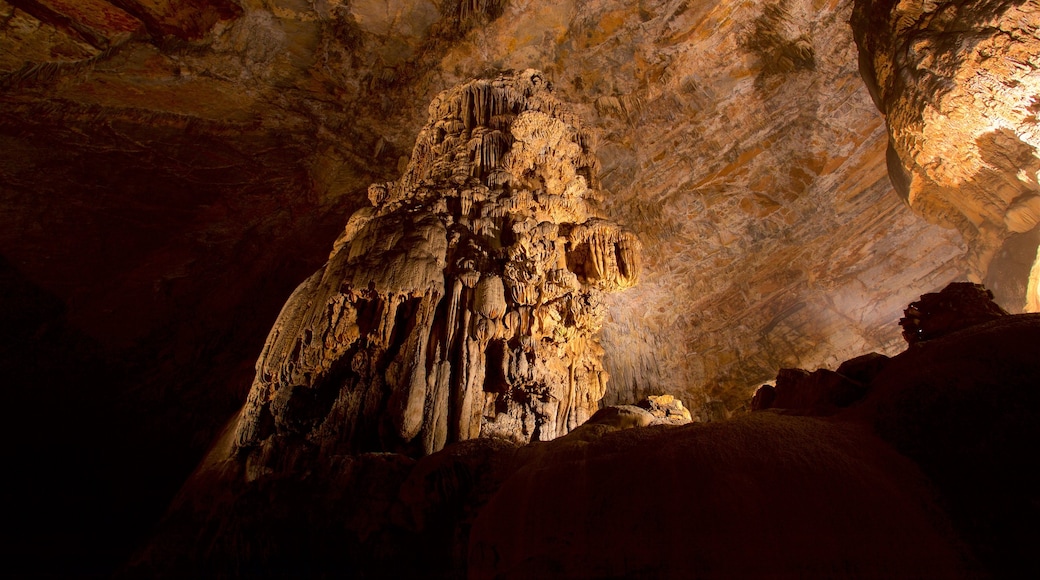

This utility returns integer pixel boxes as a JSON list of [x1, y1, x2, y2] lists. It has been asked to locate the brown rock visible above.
[[770, 367, 867, 414], [232, 71, 641, 471], [468, 413, 977, 580], [899, 282, 1008, 345], [835, 351, 891, 385], [583, 404, 656, 430], [750, 384, 777, 411], [852, 312, 1040, 579], [7, 1, 1025, 573]]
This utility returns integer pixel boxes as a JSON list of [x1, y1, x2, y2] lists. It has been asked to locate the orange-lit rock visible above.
[[233, 71, 640, 473], [852, 0, 1040, 312], [111, 0, 241, 40], [129, 288, 1040, 579], [635, 393, 693, 424], [8, 0, 1036, 575]]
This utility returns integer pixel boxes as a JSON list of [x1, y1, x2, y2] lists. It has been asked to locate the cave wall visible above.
[[0, 0, 1004, 574], [1, 0, 968, 420], [852, 0, 1040, 312]]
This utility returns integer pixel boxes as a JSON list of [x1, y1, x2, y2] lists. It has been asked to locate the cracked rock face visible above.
[[852, 0, 1040, 312], [234, 71, 639, 471]]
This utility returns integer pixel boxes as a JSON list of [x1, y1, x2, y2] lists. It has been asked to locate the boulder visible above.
[[635, 394, 693, 425], [899, 282, 1008, 345]]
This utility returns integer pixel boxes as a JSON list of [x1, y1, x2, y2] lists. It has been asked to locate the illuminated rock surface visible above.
[[234, 71, 639, 471], [852, 0, 1040, 312]]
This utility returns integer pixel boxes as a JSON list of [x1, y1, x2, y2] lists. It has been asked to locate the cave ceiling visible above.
[[0, 0, 976, 426]]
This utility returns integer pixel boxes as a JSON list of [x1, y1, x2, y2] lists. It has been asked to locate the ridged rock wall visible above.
[[852, 0, 1040, 312], [234, 71, 639, 471]]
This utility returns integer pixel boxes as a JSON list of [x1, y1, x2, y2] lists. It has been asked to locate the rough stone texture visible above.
[[0, 0, 967, 438], [234, 71, 640, 471], [852, 0, 1040, 312], [834, 350, 891, 384], [635, 393, 693, 424], [765, 366, 868, 414], [899, 281, 1008, 344], [0, 0, 998, 574], [750, 383, 777, 411], [127, 436, 520, 579]]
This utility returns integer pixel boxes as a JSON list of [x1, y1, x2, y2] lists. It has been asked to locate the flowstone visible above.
[[234, 70, 640, 472]]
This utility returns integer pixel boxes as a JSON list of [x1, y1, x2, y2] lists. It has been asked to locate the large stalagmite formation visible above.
[[234, 70, 639, 469], [852, 0, 1040, 312]]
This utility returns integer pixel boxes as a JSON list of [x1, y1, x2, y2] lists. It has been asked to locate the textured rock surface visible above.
[[853, 312, 1040, 579], [899, 281, 1008, 344], [0, 0, 967, 433], [0, 0, 1008, 574], [852, 0, 1040, 312], [635, 393, 693, 424], [234, 71, 639, 470]]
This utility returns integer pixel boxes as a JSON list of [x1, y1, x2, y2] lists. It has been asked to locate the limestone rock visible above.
[[852, 0, 1040, 312], [762, 367, 868, 415], [635, 394, 693, 425], [835, 351, 891, 385], [233, 70, 640, 468], [0, 2, 994, 573], [899, 282, 1008, 345], [750, 384, 777, 412], [583, 404, 655, 430]]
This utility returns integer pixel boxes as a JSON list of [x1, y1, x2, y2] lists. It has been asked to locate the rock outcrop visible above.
[[233, 70, 640, 471], [753, 282, 1012, 414], [852, 0, 1040, 312], [856, 312, 1040, 579], [635, 393, 693, 425], [899, 281, 1008, 344], [3, 1, 1017, 574]]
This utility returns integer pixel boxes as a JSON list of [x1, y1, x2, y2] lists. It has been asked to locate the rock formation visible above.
[[852, 0, 1040, 312], [899, 281, 1008, 344], [7, 1, 1040, 575], [128, 286, 1040, 579], [752, 281, 1013, 414], [635, 393, 693, 425], [234, 70, 640, 471], [468, 413, 979, 580]]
